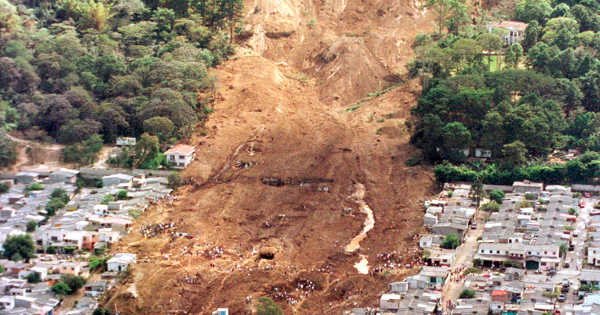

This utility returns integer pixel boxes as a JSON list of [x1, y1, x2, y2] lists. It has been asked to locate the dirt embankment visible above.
[[104, 0, 436, 314]]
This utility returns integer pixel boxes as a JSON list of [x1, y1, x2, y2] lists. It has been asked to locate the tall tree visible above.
[[424, 0, 466, 35], [218, 0, 244, 43]]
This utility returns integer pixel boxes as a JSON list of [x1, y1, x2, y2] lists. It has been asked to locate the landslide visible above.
[[105, 0, 436, 314]]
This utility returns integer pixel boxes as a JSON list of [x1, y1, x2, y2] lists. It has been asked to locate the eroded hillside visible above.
[[105, 0, 436, 313]]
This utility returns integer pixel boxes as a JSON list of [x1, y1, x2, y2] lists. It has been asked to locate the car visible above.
[[558, 294, 567, 302], [471, 223, 477, 230]]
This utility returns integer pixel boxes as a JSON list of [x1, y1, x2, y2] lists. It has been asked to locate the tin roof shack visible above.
[[84, 280, 107, 297], [406, 266, 449, 290], [14, 172, 38, 185], [107, 253, 136, 273], [47, 169, 78, 184], [431, 222, 468, 240], [513, 181, 543, 195], [101, 174, 132, 187]]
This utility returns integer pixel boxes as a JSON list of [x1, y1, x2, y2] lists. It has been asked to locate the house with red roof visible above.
[[165, 144, 196, 169]]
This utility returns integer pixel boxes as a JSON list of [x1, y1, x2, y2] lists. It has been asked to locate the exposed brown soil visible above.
[[104, 0, 437, 314]]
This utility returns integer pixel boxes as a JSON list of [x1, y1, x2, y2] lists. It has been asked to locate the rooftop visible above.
[[165, 144, 195, 155]]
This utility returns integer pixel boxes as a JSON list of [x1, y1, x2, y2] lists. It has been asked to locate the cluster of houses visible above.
[[345, 180, 600, 314], [0, 167, 171, 314]]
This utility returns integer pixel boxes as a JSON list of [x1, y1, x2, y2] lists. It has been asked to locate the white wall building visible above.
[[165, 144, 196, 169]]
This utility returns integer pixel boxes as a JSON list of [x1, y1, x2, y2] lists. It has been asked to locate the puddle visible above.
[[354, 254, 369, 274]]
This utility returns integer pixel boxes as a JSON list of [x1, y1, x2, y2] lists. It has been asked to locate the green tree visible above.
[[51, 282, 71, 295], [218, 0, 244, 42], [460, 289, 475, 298], [478, 33, 504, 71], [62, 274, 86, 292], [489, 190, 505, 204], [502, 141, 527, 168], [26, 221, 37, 232], [256, 297, 284, 315], [25, 271, 41, 283], [441, 122, 471, 162], [117, 190, 128, 200], [45, 198, 66, 217], [505, 43, 523, 69], [134, 133, 159, 168], [424, 0, 467, 35], [51, 188, 70, 204], [470, 175, 483, 208], [2, 235, 35, 261], [441, 233, 460, 249], [143, 116, 174, 143], [515, 0, 552, 24], [522, 20, 541, 51], [0, 131, 17, 167]]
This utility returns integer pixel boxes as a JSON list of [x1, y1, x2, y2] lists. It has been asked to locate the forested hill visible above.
[[0, 0, 242, 167], [410, 0, 600, 184]]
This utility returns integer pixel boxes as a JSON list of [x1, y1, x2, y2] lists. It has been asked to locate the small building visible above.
[[84, 280, 107, 297], [94, 205, 109, 216], [102, 174, 132, 187], [116, 137, 136, 146], [15, 172, 38, 185], [107, 253, 136, 272], [165, 144, 196, 169], [512, 181, 543, 194], [488, 20, 528, 45], [48, 169, 79, 184], [389, 281, 409, 293], [107, 201, 123, 211], [474, 148, 492, 158], [580, 270, 600, 287], [380, 293, 402, 310], [589, 247, 600, 267]]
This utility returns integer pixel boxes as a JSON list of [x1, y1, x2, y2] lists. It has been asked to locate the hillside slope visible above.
[[105, 1, 436, 314]]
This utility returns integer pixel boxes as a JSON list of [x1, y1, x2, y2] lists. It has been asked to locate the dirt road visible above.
[[442, 219, 484, 309]]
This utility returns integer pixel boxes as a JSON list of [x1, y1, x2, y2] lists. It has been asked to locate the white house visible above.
[[589, 247, 600, 266], [116, 137, 136, 146], [107, 253, 136, 272], [165, 144, 196, 169], [488, 20, 528, 45], [94, 205, 109, 216]]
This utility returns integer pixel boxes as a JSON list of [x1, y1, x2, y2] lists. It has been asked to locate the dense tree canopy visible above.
[[0, 0, 244, 168], [410, 0, 600, 175]]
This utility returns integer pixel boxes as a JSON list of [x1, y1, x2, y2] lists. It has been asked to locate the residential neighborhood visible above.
[[346, 181, 600, 315], [0, 168, 173, 314]]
